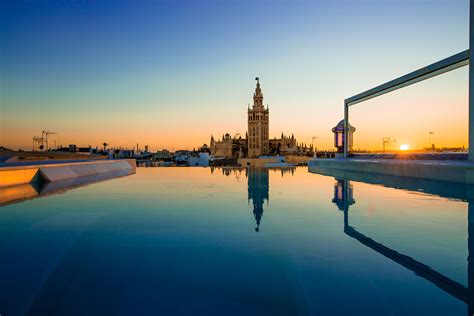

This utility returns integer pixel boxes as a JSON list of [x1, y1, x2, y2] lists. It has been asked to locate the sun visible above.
[[400, 144, 410, 151]]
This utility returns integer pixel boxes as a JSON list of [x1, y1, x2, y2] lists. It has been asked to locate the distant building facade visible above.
[[210, 133, 233, 158], [189, 152, 210, 167], [269, 133, 312, 156], [210, 133, 247, 158]]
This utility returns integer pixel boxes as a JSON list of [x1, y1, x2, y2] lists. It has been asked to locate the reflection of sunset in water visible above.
[[0, 183, 39, 206]]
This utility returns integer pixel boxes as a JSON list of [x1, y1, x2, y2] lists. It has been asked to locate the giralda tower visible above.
[[247, 77, 269, 157]]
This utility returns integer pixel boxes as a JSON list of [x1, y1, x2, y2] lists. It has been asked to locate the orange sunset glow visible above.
[[0, 0, 469, 155]]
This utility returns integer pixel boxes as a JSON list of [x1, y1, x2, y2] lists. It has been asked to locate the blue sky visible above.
[[0, 0, 469, 150]]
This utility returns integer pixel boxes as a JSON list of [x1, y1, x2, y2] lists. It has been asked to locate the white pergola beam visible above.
[[343, 49, 470, 158]]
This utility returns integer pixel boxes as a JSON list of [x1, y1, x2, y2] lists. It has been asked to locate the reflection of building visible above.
[[332, 178, 355, 211], [274, 167, 295, 177], [210, 167, 295, 232], [210, 78, 311, 158], [247, 168, 269, 232]]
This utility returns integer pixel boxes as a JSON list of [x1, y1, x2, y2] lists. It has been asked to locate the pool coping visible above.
[[308, 158, 474, 184], [0, 159, 136, 188]]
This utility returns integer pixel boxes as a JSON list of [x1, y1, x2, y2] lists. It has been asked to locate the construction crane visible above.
[[382, 137, 396, 153], [41, 130, 57, 151], [32, 136, 43, 152]]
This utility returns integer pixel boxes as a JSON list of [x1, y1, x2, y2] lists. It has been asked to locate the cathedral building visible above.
[[209, 133, 246, 158], [209, 78, 311, 158], [247, 77, 269, 157], [210, 133, 233, 158], [269, 133, 313, 156]]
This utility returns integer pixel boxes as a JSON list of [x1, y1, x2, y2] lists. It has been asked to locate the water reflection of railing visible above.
[[324, 168, 474, 315], [344, 223, 468, 303]]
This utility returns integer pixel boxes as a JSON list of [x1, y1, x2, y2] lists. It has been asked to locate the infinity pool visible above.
[[0, 167, 471, 315]]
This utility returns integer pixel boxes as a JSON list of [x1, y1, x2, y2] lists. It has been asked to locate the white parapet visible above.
[[39, 160, 136, 182], [308, 158, 474, 184], [0, 159, 136, 187], [0, 167, 41, 188]]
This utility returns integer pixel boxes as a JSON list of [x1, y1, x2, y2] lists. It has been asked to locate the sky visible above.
[[0, 0, 469, 151]]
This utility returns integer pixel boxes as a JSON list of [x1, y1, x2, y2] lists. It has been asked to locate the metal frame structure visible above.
[[343, 0, 473, 158]]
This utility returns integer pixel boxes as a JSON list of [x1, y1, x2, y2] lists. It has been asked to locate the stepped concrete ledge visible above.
[[308, 158, 474, 184], [0, 159, 136, 188]]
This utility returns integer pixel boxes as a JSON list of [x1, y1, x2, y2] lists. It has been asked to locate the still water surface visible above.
[[0, 167, 471, 315]]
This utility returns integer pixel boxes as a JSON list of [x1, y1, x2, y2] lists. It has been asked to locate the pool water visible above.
[[0, 167, 471, 315]]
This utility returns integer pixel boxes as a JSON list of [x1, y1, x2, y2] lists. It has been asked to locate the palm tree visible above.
[[103, 142, 108, 151]]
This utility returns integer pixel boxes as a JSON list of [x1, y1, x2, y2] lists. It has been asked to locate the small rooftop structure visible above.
[[332, 119, 355, 154]]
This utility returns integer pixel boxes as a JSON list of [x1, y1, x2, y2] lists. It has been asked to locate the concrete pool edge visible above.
[[0, 159, 136, 187], [308, 158, 474, 184]]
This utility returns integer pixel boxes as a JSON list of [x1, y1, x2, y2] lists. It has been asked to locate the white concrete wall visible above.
[[0, 168, 40, 187], [308, 158, 474, 184], [39, 160, 135, 182], [0, 159, 136, 187]]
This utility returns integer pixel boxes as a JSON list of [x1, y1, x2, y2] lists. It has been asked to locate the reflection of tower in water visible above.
[[247, 168, 269, 232]]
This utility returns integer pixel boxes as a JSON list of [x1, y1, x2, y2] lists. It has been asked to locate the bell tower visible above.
[[247, 77, 269, 157]]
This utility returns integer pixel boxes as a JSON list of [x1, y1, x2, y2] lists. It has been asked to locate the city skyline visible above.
[[0, 0, 469, 151]]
